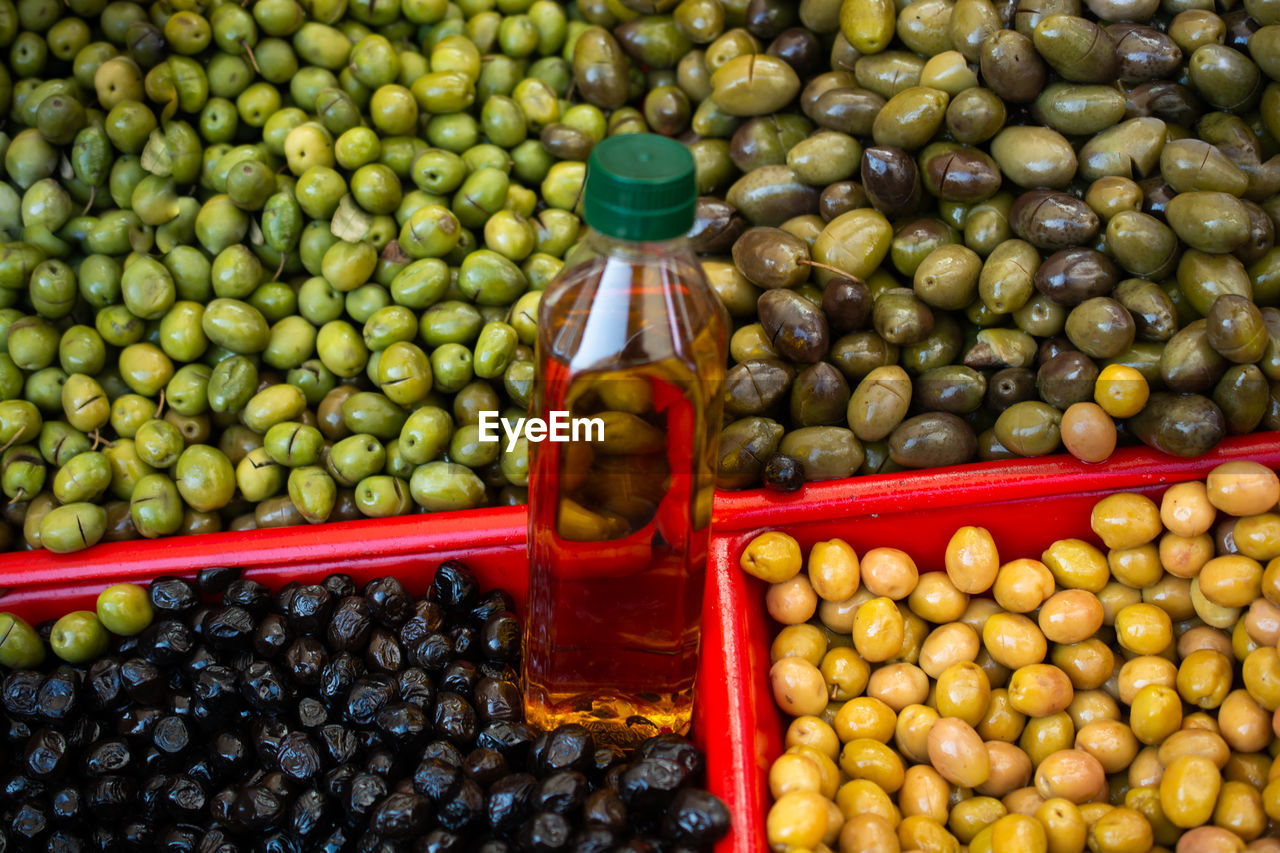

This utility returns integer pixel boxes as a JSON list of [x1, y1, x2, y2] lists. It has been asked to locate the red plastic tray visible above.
[[2, 433, 1280, 853], [697, 432, 1280, 853]]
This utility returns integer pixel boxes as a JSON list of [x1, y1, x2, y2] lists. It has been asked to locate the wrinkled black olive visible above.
[[254, 615, 293, 659], [120, 659, 165, 704], [481, 613, 520, 662], [370, 791, 431, 838], [285, 585, 334, 636], [322, 574, 358, 599], [397, 668, 434, 708], [145, 620, 195, 666], [476, 720, 538, 763], [462, 747, 509, 787], [487, 772, 536, 834], [38, 667, 81, 722], [583, 788, 627, 831], [618, 758, 688, 813], [376, 701, 428, 744], [328, 597, 374, 652], [319, 724, 360, 766], [26, 727, 68, 778], [475, 679, 522, 723], [240, 661, 292, 714], [429, 562, 479, 611], [223, 579, 271, 614], [290, 787, 327, 838], [149, 577, 201, 617], [344, 772, 389, 822], [4, 670, 43, 717], [162, 774, 205, 819], [449, 624, 478, 659], [660, 787, 732, 845], [152, 715, 190, 757], [518, 811, 573, 853], [470, 591, 515, 626], [276, 731, 322, 782], [297, 697, 328, 729], [346, 676, 395, 726], [441, 661, 479, 698], [536, 771, 590, 816], [85, 659, 125, 711], [285, 637, 328, 686], [365, 577, 412, 628], [433, 692, 477, 746], [538, 725, 594, 776], [411, 633, 455, 672], [365, 629, 405, 673], [413, 758, 461, 802], [569, 826, 618, 853], [203, 607, 256, 652], [197, 567, 241, 594], [437, 776, 484, 831]]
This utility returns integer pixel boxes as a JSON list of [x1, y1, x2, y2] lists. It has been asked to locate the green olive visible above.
[[49, 609, 109, 661]]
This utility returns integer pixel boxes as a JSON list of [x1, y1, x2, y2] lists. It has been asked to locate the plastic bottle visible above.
[[523, 134, 728, 742]]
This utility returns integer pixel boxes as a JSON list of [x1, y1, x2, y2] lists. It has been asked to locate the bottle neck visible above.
[[583, 228, 693, 260]]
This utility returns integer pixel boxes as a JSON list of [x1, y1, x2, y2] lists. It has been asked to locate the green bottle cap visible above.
[[582, 134, 697, 242]]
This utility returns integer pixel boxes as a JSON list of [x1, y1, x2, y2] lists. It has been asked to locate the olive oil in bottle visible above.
[[524, 135, 728, 743]]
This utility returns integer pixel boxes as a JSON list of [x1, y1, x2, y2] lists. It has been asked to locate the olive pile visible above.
[[0, 0, 604, 553], [694, 0, 1280, 487], [741, 459, 1280, 853], [0, 561, 730, 850]]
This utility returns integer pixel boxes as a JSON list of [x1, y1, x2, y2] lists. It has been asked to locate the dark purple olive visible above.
[[429, 561, 479, 611], [197, 567, 240, 594], [660, 788, 731, 846], [327, 597, 374, 652], [462, 746, 509, 787], [202, 606, 255, 652], [364, 577, 411, 628], [321, 574, 357, 599], [762, 452, 805, 492], [253, 614, 293, 658], [437, 776, 484, 831], [149, 577, 200, 617], [481, 612, 521, 662], [223, 579, 270, 613], [284, 585, 333, 636]]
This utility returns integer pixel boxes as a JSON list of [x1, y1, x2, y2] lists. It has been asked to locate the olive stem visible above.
[[153, 389, 166, 420], [243, 42, 262, 75], [274, 255, 286, 281], [7, 490, 24, 507], [797, 259, 853, 279], [81, 186, 95, 216]]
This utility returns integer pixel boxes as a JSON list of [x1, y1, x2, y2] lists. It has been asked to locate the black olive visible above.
[[285, 585, 334, 636], [193, 665, 239, 718], [319, 724, 360, 766], [322, 574, 358, 599], [85, 659, 125, 711], [185, 756, 215, 788], [569, 827, 617, 853], [285, 637, 328, 685], [618, 758, 688, 813], [297, 697, 328, 729], [480, 770, 533, 835], [762, 452, 806, 492], [152, 715, 190, 757], [480, 613, 521, 662], [448, 624, 478, 659], [470, 590, 516, 627], [197, 567, 241, 594], [47, 829, 88, 853], [229, 784, 286, 832], [437, 776, 484, 831], [477, 840, 513, 853], [202, 607, 256, 652], [323, 763, 357, 799], [223, 579, 271, 613], [149, 577, 201, 617], [147, 619, 196, 666], [474, 678, 522, 724], [182, 645, 217, 677], [84, 775, 134, 819], [25, 727, 68, 778], [475, 721, 538, 764], [12, 800, 50, 839], [410, 633, 454, 672], [416, 829, 467, 853], [370, 791, 431, 838], [277, 731, 322, 782], [660, 788, 731, 846], [365, 629, 405, 673], [344, 772, 389, 822], [51, 784, 82, 820], [290, 787, 328, 838], [328, 597, 375, 652], [364, 577, 412, 628], [364, 748, 398, 778], [433, 692, 477, 746], [162, 774, 206, 819], [38, 666, 82, 722], [3, 670, 42, 718], [241, 661, 293, 714], [122, 819, 158, 849], [592, 745, 627, 780], [254, 615, 293, 659], [5, 718, 31, 745], [199, 824, 243, 853], [376, 701, 428, 744], [535, 771, 589, 816], [396, 667, 434, 707], [428, 561, 479, 611], [346, 676, 395, 726], [252, 717, 289, 770], [210, 731, 250, 777], [120, 658, 165, 704], [117, 706, 163, 740], [320, 652, 365, 706], [518, 811, 572, 853], [441, 661, 479, 698], [462, 747, 509, 787], [412, 758, 460, 802], [583, 789, 627, 831], [420, 740, 464, 767], [538, 725, 594, 776], [636, 735, 705, 777]]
